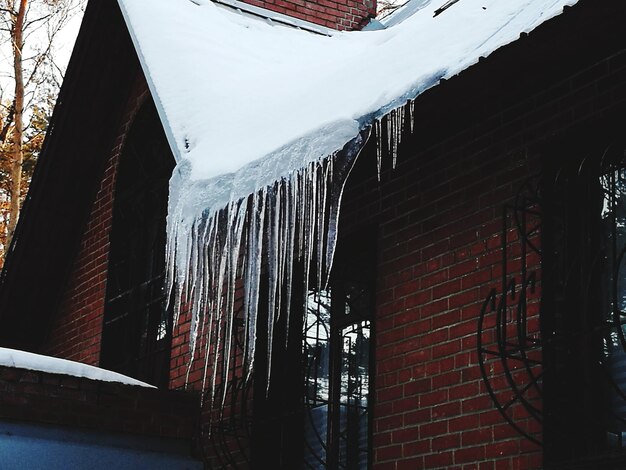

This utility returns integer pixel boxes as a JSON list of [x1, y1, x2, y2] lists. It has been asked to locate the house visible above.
[[2, 0, 626, 468]]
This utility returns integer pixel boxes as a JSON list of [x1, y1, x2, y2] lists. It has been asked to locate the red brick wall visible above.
[[42, 77, 150, 365], [0, 365, 198, 439], [335, 40, 626, 470], [240, 0, 376, 31], [341, 142, 542, 469]]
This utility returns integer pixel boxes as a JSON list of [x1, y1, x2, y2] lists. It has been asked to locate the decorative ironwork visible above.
[[589, 150, 626, 449], [477, 174, 543, 446], [478, 141, 626, 460], [538, 145, 626, 462], [303, 286, 371, 469]]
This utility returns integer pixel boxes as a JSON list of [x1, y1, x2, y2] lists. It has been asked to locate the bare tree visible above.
[[0, 0, 83, 263]]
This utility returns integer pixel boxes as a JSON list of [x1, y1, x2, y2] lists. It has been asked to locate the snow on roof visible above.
[[115, 0, 579, 392], [0, 347, 156, 388], [118, 0, 577, 208]]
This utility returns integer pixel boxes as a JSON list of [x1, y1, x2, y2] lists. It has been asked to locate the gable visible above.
[[0, 1, 140, 348]]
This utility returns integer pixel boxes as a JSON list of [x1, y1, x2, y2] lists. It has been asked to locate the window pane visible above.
[[304, 289, 331, 468], [338, 320, 369, 469], [601, 167, 626, 448]]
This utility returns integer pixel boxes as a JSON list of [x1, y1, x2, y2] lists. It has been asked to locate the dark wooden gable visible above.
[[0, 0, 142, 349]]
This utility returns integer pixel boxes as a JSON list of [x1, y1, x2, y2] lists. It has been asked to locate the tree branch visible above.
[[0, 100, 14, 143]]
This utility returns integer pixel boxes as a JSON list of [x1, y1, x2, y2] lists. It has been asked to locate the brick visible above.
[[431, 401, 461, 420], [462, 428, 493, 446], [392, 426, 419, 444], [424, 451, 454, 468], [455, 445, 486, 464], [432, 433, 461, 451], [420, 420, 447, 438], [377, 444, 403, 462], [449, 414, 480, 433]]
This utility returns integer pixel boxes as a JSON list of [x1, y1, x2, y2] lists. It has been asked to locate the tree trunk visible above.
[[7, 0, 27, 246]]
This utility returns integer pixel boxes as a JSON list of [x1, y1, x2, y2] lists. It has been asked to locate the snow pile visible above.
[[0, 348, 155, 388], [116, 0, 578, 396]]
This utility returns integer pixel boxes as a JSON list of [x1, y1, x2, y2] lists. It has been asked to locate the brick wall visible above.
[[42, 77, 149, 365], [335, 32, 626, 470], [0, 365, 198, 439], [240, 0, 376, 31], [342, 137, 543, 470]]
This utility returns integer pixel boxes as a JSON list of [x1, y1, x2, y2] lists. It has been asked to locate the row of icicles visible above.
[[165, 100, 415, 409]]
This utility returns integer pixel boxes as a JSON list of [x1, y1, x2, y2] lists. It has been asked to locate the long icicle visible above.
[[167, 127, 373, 413]]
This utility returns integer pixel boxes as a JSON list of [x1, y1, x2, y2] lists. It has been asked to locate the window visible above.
[[249, 232, 376, 469], [599, 164, 626, 449], [303, 271, 372, 467], [100, 100, 175, 388], [542, 134, 626, 466]]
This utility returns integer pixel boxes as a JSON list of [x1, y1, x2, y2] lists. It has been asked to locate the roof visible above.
[[118, 0, 578, 218]]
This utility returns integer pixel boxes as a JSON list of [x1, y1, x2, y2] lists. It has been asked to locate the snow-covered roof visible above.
[[118, 0, 577, 210], [0, 347, 155, 388], [113, 0, 582, 392]]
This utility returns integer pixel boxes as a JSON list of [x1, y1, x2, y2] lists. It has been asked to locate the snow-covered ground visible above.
[[0, 347, 155, 388]]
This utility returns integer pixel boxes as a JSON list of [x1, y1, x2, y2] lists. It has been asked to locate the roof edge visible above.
[[212, 0, 335, 35]]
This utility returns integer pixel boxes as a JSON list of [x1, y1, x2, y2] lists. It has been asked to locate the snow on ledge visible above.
[[0, 348, 156, 388]]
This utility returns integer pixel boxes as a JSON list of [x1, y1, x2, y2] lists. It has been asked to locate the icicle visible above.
[[243, 188, 266, 382], [398, 106, 405, 146], [282, 177, 296, 347], [216, 200, 242, 402], [166, 127, 372, 414], [316, 161, 328, 292], [375, 119, 382, 180], [325, 129, 371, 288], [297, 171, 306, 258], [392, 109, 398, 169], [409, 99, 415, 134], [386, 113, 392, 165], [265, 187, 279, 392], [275, 180, 286, 322]]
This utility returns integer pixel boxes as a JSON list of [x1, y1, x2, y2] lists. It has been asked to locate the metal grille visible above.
[[303, 285, 372, 469], [478, 136, 626, 467], [540, 140, 626, 464], [477, 175, 543, 446], [302, 234, 375, 470]]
